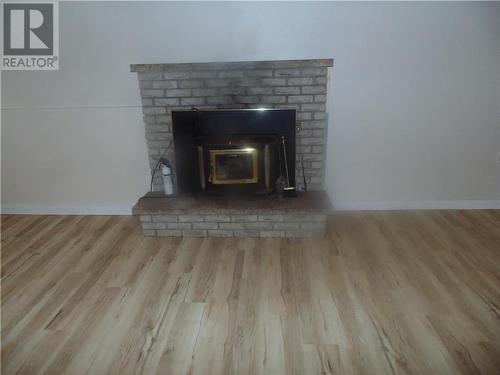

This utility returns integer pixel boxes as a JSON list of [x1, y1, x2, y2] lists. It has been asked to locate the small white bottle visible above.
[[162, 165, 174, 195]]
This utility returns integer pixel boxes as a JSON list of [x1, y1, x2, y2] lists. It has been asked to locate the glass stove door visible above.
[[209, 148, 258, 184]]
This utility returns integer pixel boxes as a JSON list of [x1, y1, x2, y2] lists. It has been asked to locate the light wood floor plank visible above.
[[1, 211, 499, 374]]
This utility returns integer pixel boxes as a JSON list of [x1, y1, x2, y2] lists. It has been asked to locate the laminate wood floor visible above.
[[1, 211, 499, 374]]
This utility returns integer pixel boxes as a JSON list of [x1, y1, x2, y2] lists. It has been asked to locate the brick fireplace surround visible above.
[[131, 59, 333, 237]]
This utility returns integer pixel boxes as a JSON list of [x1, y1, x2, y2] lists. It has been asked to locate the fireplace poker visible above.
[[281, 136, 297, 197]]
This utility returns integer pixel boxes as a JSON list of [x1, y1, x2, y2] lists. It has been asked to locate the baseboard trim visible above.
[[333, 200, 500, 211], [0, 205, 132, 215]]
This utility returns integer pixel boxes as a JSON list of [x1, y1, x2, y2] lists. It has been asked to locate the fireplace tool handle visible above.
[[281, 136, 297, 197], [281, 136, 290, 187]]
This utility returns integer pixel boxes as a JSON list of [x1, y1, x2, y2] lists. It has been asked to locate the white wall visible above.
[[2, 1, 499, 213]]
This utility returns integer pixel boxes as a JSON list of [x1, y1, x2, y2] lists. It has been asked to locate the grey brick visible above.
[[313, 129, 324, 137], [258, 214, 284, 222], [274, 86, 300, 95], [261, 78, 286, 86], [182, 229, 207, 237], [192, 88, 217, 96], [219, 223, 246, 230], [301, 68, 327, 76], [157, 132, 173, 140], [300, 137, 323, 145], [207, 96, 233, 105], [142, 222, 166, 230], [143, 107, 166, 115], [193, 222, 219, 230], [246, 87, 273, 95], [139, 81, 153, 89], [297, 112, 312, 120], [208, 230, 234, 237], [314, 76, 328, 84], [141, 89, 164, 98], [234, 96, 259, 104], [138, 72, 162, 80], [143, 229, 157, 236], [288, 95, 313, 103], [274, 68, 301, 77], [288, 95, 313, 104], [145, 132, 161, 141], [206, 79, 231, 87], [165, 222, 192, 229], [157, 229, 182, 236], [143, 115, 156, 124], [152, 81, 178, 89], [219, 87, 246, 96], [261, 96, 286, 104], [302, 103, 326, 111], [147, 140, 170, 149], [297, 129, 312, 137], [141, 98, 153, 106], [165, 89, 191, 97], [288, 77, 313, 86], [155, 98, 179, 106], [190, 71, 217, 79], [234, 230, 260, 237], [148, 149, 160, 157], [286, 214, 315, 222], [245, 222, 272, 230], [139, 215, 152, 222], [204, 215, 231, 222], [233, 78, 261, 87], [218, 70, 244, 78], [163, 71, 190, 80], [300, 120, 325, 129], [155, 115, 173, 123], [297, 146, 311, 157], [302, 86, 326, 94], [274, 222, 300, 230], [314, 95, 327, 103], [245, 69, 273, 77], [314, 112, 327, 120], [179, 80, 204, 88], [178, 215, 204, 222], [196, 209, 220, 215], [231, 215, 258, 222], [274, 103, 300, 110], [152, 215, 178, 222], [300, 154, 323, 162], [181, 97, 206, 106], [146, 124, 171, 133], [312, 145, 324, 153]]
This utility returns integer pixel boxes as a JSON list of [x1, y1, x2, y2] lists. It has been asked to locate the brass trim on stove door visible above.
[[209, 148, 259, 184]]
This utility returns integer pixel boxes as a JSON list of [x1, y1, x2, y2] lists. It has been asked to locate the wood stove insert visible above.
[[172, 109, 296, 196]]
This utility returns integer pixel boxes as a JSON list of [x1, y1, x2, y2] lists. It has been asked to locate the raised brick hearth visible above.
[[133, 191, 332, 238], [131, 59, 333, 237]]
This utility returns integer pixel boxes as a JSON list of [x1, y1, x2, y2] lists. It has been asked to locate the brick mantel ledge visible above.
[[130, 59, 334, 72]]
